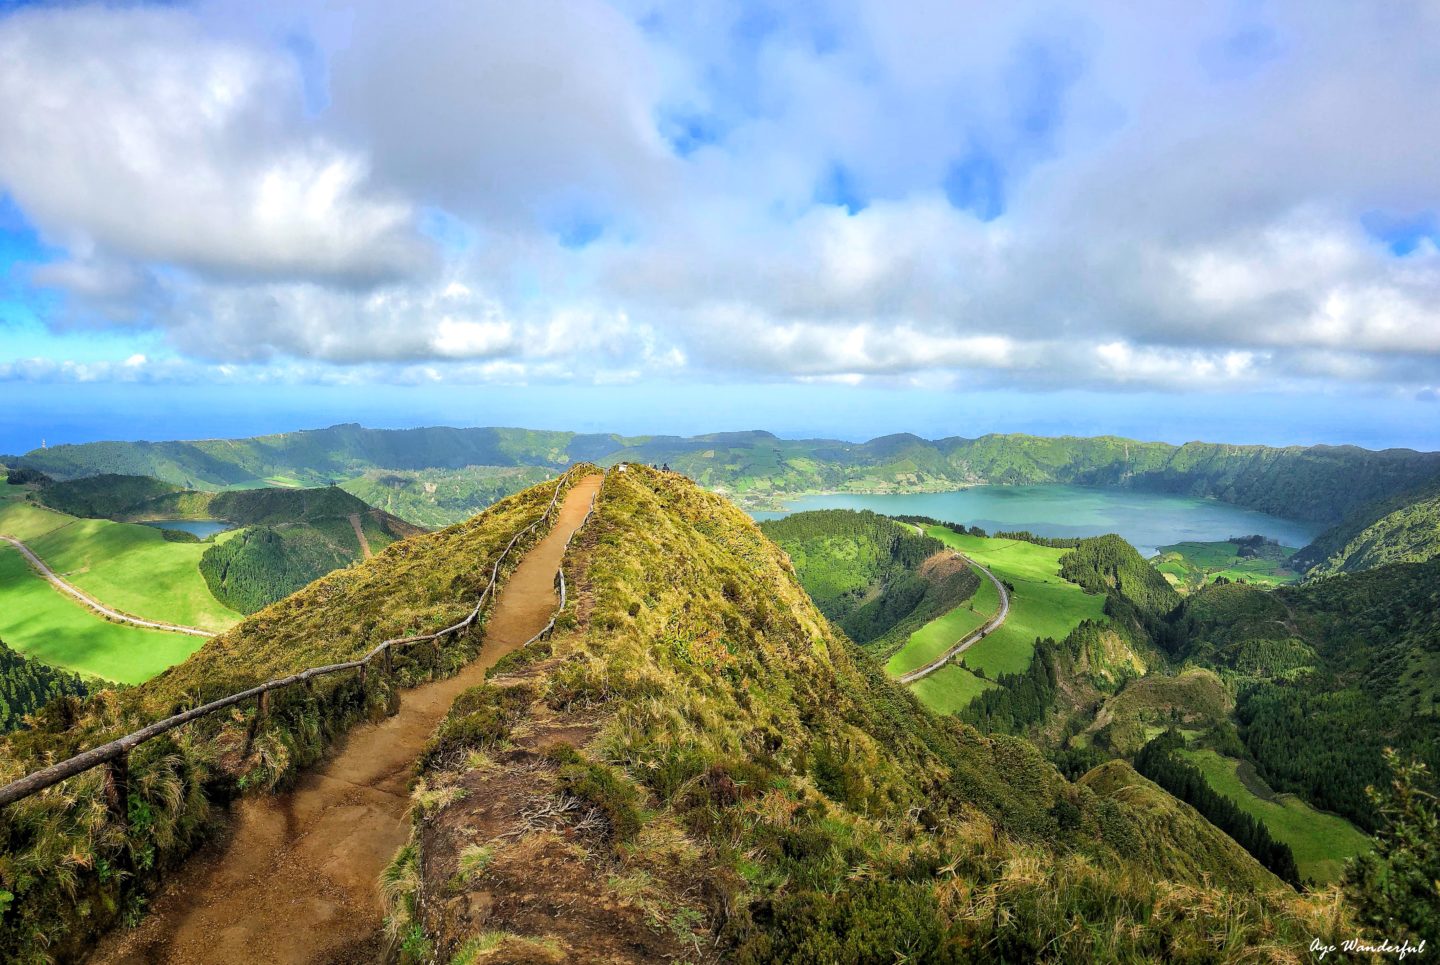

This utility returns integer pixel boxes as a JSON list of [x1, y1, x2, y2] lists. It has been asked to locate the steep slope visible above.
[[759, 509, 978, 652], [0, 472, 591, 962], [0, 638, 87, 733], [1170, 562, 1440, 831], [394, 467, 1345, 962], [1293, 480, 1440, 576], [18, 424, 1440, 525]]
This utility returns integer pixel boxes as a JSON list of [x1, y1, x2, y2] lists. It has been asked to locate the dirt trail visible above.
[[348, 513, 373, 559], [91, 474, 603, 965]]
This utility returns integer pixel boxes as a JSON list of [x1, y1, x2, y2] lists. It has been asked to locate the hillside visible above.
[[0, 638, 87, 733], [759, 509, 979, 652], [1292, 480, 1440, 577], [390, 467, 1344, 961], [38, 474, 425, 616], [17, 424, 1440, 525], [339, 465, 556, 527], [1169, 562, 1440, 831], [197, 489, 424, 614], [0, 474, 584, 961]]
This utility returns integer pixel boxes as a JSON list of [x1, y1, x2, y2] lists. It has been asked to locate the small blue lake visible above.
[[748, 485, 1320, 558], [138, 519, 236, 539]]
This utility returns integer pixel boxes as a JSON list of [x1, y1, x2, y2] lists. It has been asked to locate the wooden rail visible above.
[[0, 468, 593, 813]]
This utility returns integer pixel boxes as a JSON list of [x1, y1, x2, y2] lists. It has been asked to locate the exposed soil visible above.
[[411, 661, 693, 965], [349, 513, 374, 559], [89, 475, 603, 965]]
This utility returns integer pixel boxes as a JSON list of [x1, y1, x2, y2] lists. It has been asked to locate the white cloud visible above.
[[0, 6, 426, 283], [0, 0, 1438, 398]]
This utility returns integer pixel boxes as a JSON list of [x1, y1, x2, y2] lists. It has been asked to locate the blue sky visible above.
[[1, 0, 1438, 454]]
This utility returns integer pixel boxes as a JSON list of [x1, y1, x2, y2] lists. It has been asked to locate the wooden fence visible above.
[[0, 467, 598, 817]]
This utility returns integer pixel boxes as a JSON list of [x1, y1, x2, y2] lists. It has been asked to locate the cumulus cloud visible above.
[[0, 0, 1438, 397]]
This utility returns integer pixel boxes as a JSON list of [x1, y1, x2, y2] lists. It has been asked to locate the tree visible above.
[[1343, 750, 1439, 941]]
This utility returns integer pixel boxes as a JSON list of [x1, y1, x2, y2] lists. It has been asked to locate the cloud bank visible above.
[[1, 0, 1437, 399]]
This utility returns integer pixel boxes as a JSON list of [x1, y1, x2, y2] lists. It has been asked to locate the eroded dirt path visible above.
[[91, 475, 603, 965], [348, 513, 374, 559]]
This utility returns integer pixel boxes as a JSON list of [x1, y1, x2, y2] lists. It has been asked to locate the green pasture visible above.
[[908, 663, 996, 715], [885, 569, 997, 676], [0, 493, 242, 633], [1180, 748, 1371, 884], [0, 547, 206, 684], [1155, 541, 1299, 591], [924, 527, 1107, 677]]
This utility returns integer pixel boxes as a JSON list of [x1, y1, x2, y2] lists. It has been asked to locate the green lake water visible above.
[[749, 485, 1319, 557]]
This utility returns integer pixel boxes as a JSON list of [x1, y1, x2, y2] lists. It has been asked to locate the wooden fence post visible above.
[[104, 751, 130, 829], [243, 690, 269, 757], [384, 645, 393, 677]]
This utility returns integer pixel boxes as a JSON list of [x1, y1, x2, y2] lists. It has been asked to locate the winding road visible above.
[[896, 544, 1011, 686], [0, 535, 215, 638]]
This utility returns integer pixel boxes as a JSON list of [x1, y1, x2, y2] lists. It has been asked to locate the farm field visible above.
[[907, 663, 996, 714], [923, 526, 1107, 677], [0, 546, 206, 683], [1180, 748, 1371, 884], [884, 567, 998, 677], [1154, 540, 1300, 591], [0, 487, 242, 633]]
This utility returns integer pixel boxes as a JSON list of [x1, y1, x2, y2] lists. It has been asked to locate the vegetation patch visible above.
[[1180, 747, 1371, 884], [0, 546, 205, 683], [923, 525, 1107, 677]]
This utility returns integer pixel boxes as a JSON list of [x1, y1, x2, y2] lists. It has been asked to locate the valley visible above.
[[1, 432, 1437, 960]]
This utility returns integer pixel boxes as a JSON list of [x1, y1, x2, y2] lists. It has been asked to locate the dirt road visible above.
[[896, 553, 1010, 685], [0, 534, 215, 638], [90, 474, 603, 965]]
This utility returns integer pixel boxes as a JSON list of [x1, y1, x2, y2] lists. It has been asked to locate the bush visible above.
[[545, 745, 642, 842], [418, 684, 533, 772]]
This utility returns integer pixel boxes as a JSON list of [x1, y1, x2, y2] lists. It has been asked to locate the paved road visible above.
[[0, 534, 215, 638], [896, 546, 1011, 686]]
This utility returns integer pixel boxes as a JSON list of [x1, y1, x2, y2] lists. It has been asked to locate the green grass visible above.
[[1180, 748, 1371, 884], [1155, 541, 1299, 591], [0, 546, 206, 683], [0, 497, 244, 632], [924, 527, 1107, 677], [885, 568, 996, 676], [906, 663, 996, 713], [32, 521, 242, 632]]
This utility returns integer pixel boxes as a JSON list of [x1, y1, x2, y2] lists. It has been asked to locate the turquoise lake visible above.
[[138, 519, 235, 539], [748, 485, 1320, 558]]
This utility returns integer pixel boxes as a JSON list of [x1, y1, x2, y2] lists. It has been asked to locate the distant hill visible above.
[[16, 423, 1440, 525], [1292, 480, 1440, 576], [759, 509, 979, 652], [38, 473, 424, 615]]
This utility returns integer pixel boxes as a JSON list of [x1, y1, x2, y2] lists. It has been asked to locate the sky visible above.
[[1, 0, 1438, 454]]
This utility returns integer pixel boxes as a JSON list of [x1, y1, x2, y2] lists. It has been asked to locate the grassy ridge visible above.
[[0, 473, 584, 961], [1181, 748, 1371, 884], [398, 466, 1350, 961]]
